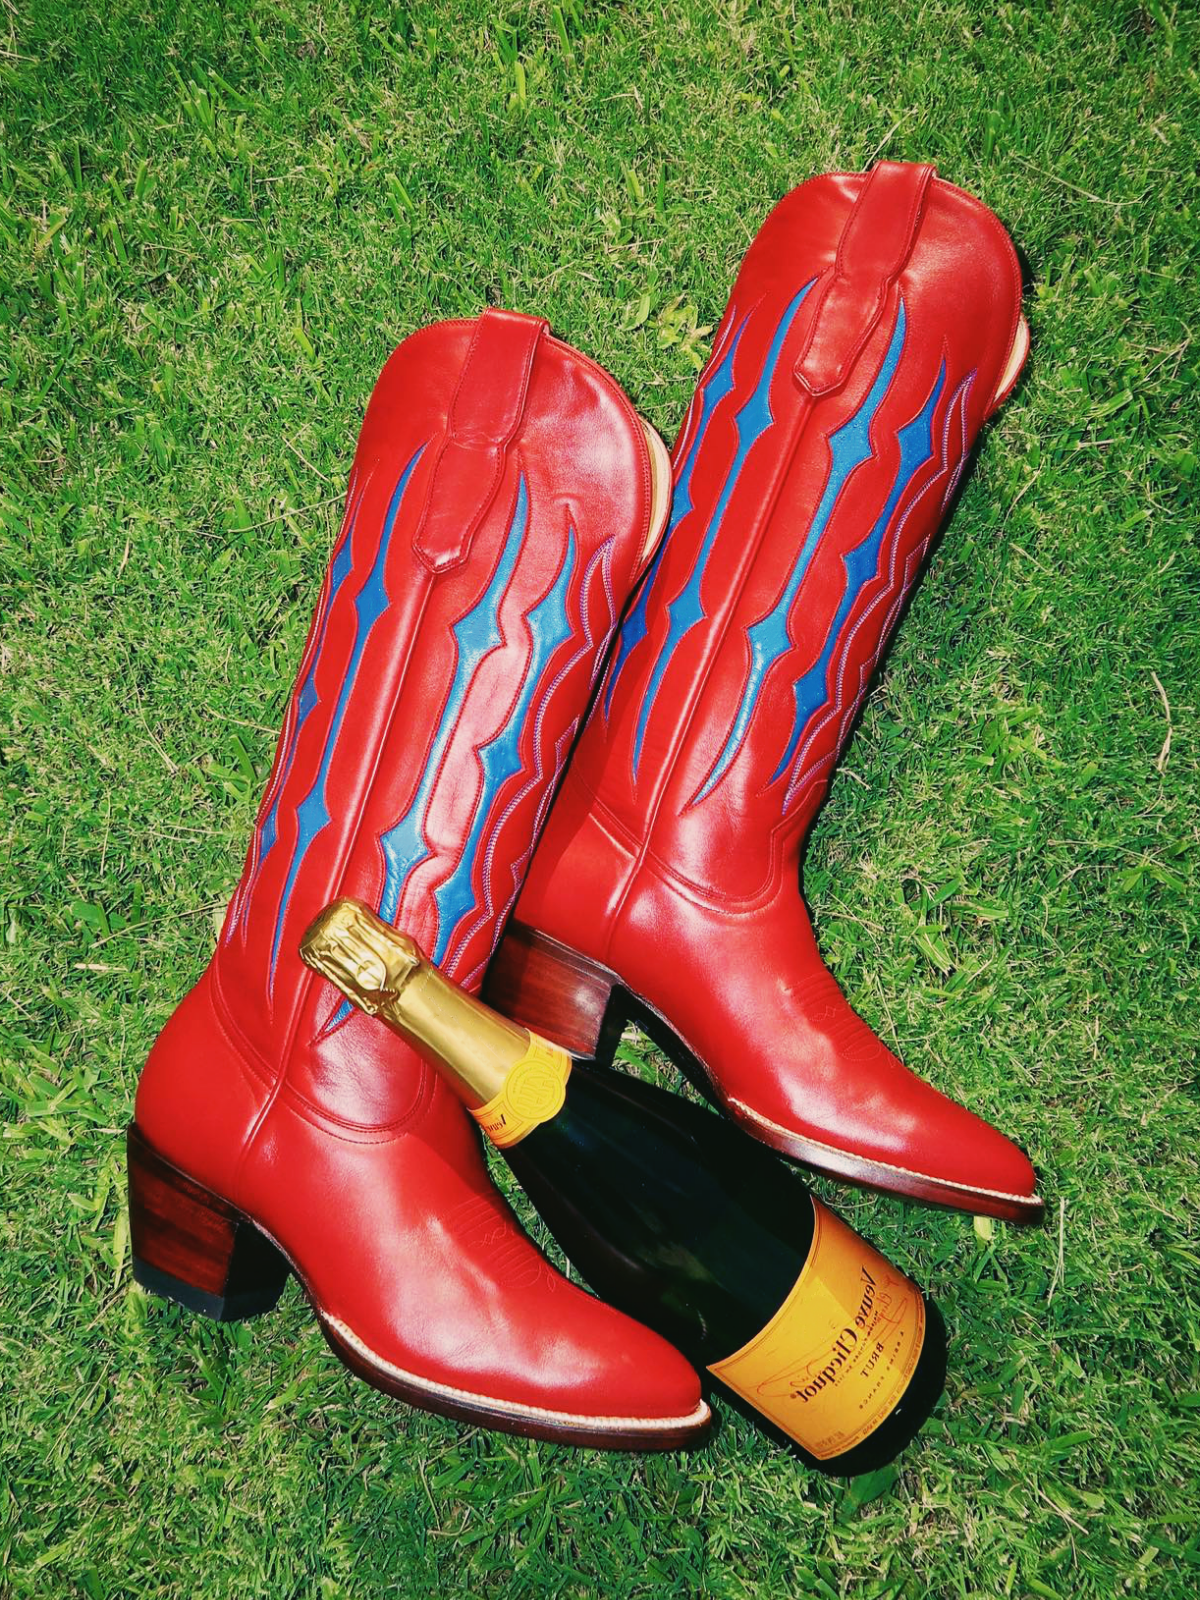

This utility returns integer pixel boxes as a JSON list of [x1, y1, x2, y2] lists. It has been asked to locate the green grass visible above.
[[1, 0, 1197, 1595]]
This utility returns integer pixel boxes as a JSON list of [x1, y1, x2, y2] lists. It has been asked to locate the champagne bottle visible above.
[[301, 899, 947, 1473]]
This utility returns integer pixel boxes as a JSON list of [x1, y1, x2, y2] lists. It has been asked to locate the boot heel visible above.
[[485, 922, 619, 1059], [126, 1124, 289, 1322]]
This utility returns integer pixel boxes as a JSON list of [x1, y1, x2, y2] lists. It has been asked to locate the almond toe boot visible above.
[[130, 308, 710, 1449], [487, 166, 1044, 1224]]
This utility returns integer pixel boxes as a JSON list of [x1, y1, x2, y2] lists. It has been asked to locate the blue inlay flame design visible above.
[[244, 517, 357, 911], [602, 311, 747, 721], [374, 475, 530, 930], [267, 443, 425, 988], [429, 525, 576, 965], [783, 366, 976, 815], [630, 282, 816, 778], [317, 474, 532, 1036], [783, 359, 946, 777], [690, 301, 910, 803]]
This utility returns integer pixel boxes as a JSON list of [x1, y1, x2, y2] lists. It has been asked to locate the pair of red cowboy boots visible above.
[[130, 162, 1041, 1450]]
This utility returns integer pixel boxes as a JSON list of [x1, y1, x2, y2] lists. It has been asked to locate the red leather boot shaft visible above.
[[134, 310, 709, 1445], [504, 169, 1042, 1221], [220, 313, 656, 1120], [575, 165, 1022, 898]]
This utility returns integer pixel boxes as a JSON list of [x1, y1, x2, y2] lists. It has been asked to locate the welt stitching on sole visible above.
[[518, 937, 1041, 1212], [321, 1313, 712, 1433], [729, 1097, 1043, 1206]]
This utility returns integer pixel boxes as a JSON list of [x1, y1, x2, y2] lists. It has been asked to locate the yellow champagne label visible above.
[[469, 1035, 572, 1149], [707, 1199, 926, 1461]]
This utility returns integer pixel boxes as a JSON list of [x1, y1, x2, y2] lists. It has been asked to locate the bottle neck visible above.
[[299, 899, 530, 1108], [378, 959, 531, 1107]]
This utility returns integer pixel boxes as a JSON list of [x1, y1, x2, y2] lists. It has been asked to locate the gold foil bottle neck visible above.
[[300, 899, 533, 1110], [300, 899, 422, 1015]]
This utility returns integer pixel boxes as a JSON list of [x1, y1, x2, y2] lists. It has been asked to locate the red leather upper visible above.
[[512, 168, 1040, 1209], [136, 311, 704, 1425], [578, 165, 1023, 889]]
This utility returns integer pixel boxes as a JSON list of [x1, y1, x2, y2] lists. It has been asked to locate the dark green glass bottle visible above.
[[302, 899, 947, 1474], [507, 1063, 945, 1473]]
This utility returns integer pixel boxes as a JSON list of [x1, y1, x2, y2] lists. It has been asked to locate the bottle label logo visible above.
[[470, 1035, 572, 1149], [708, 1198, 926, 1460]]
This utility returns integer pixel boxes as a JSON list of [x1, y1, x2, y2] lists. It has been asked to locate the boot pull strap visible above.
[[414, 308, 549, 572], [793, 161, 935, 399]]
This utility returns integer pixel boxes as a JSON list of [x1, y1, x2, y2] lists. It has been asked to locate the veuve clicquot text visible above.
[[301, 899, 946, 1473]]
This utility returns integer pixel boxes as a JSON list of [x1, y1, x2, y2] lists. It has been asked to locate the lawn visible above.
[[1, 1, 1197, 1595]]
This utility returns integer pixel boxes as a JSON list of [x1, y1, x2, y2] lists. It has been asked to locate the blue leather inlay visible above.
[[429, 524, 576, 965], [267, 443, 425, 987], [781, 358, 946, 782], [688, 301, 909, 802], [630, 282, 815, 778], [374, 475, 530, 931], [602, 311, 748, 721], [762, 303, 910, 784], [252, 526, 356, 888]]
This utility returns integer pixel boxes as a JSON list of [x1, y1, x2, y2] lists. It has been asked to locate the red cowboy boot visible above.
[[486, 166, 1044, 1224], [130, 309, 710, 1448]]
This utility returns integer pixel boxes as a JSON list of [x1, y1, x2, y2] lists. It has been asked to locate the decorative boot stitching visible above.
[[784, 366, 974, 812], [630, 284, 815, 780], [308, 469, 533, 1039], [601, 302, 745, 724], [690, 300, 912, 805], [428, 513, 577, 965], [449, 533, 615, 978], [268, 442, 428, 991], [228, 470, 368, 942]]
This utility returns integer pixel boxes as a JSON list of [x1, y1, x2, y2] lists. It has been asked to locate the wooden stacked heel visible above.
[[126, 1124, 290, 1322], [483, 922, 621, 1060]]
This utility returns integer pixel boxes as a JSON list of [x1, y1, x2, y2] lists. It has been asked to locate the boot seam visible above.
[[237, 518, 439, 1178], [207, 966, 276, 1095], [569, 776, 794, 919], [269, 1072, 466, 1144], [213, 960, 449, 1141]]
